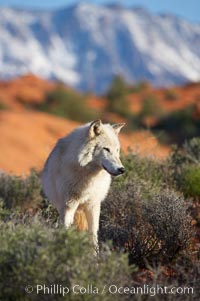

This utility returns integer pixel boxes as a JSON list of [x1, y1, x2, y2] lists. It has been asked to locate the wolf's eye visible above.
[[103, 147, 110, 153]]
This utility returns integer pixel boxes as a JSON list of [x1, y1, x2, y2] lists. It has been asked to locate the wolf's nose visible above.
[[118, 167, 125, 174]]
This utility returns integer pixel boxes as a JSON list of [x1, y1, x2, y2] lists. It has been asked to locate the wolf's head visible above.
[[79, 120, 125, 176]]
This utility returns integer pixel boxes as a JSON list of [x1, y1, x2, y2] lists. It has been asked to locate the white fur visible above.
[[42, 120, 125, 250]]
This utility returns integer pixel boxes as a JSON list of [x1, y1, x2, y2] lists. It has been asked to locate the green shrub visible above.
[[183, 138, 200, 163], [154, 106, 200, 144], [140, 95, 163, 119], [0, 170, 42, 209], [144, 190, 192, 258], [180, 165, 200, 197], [153, 129, 171, 144], [0, 222, 130, 301], [0, 200, 10, 221], [40, 198, 59, 225], [129, 81, 149, 93], [38, 85, 98, 122], [115, 152, 168, 192], [0, 100, 8, 110], [164, 89, 178, 101], [106, 75, 130, 117], [170, 138, 200, 197], [100, 180, 192, 266], [170, 138, 200, 168]]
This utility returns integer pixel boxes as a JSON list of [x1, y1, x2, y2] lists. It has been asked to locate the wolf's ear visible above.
[[112, 123, 125, 134], [89, 119, 102, 138]]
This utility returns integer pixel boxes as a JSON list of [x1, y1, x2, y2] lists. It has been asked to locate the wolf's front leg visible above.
[[62, 201, 79, 228], [84, 202, 101, 253]]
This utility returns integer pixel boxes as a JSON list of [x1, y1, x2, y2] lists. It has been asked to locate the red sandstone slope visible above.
[[3, 75, 196, 174], [0, 74, 57, 110], [0, 110, 170, 174]]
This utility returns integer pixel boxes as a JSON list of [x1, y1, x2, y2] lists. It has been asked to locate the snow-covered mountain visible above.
[[0, 3, 200, 93]]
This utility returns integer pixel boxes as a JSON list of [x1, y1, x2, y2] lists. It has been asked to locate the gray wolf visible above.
[[42, 120, 125, 250]]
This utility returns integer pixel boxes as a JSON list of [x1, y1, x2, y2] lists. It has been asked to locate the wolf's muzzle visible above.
[[117, 167, 125, 174]]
